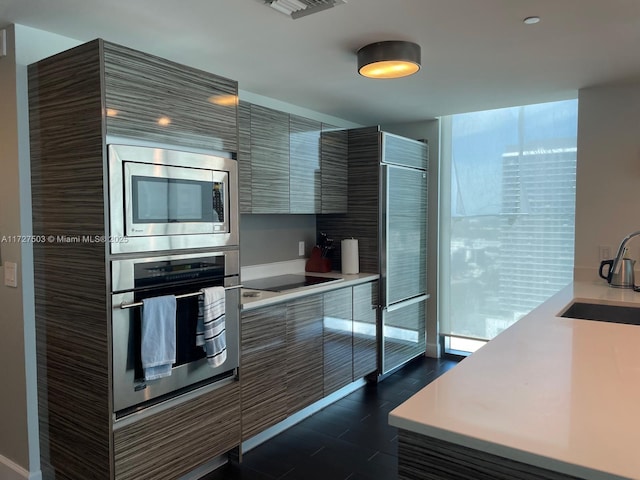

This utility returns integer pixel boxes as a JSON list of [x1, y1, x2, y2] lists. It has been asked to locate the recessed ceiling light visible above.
[[523, 16, 541, 25]]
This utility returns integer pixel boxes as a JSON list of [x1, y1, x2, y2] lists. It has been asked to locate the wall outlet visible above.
[[4, 261, 18, 288], [598, 245, 612, 261], [298, 241, 305, 256]]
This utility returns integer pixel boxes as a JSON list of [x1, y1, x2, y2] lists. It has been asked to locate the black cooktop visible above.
[[243, 274, 342, 292]]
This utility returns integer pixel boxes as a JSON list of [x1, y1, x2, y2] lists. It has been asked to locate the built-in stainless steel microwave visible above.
[[108, 143, 239, 254]]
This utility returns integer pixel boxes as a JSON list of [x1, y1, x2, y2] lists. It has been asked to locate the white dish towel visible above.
[[141, 295, 177, 381], [197, 286, 227, 368]]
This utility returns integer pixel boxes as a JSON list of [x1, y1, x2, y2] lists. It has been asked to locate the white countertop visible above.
[[389, 281, 640, 480], [240, 271, 379, 310]]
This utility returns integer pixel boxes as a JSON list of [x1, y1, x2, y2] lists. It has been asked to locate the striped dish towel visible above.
[[196, 286, 227, 367]]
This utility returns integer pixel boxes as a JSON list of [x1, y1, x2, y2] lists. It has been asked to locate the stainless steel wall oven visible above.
[[111, 250, 240, 417]]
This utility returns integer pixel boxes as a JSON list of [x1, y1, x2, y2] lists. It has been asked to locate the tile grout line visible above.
[[310, 445, 325, 457]]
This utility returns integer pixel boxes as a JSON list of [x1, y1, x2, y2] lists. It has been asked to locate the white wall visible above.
[[574, 83, 640, 281], [0, 23, 30, 477], [0, 23, 80, 480]]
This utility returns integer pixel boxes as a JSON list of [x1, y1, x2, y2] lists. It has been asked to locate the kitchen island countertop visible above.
[[389, 281, 640, 480]]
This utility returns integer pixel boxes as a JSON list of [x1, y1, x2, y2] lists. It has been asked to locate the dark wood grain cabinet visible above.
[[238, 101, 252, 213], [29, 39, 240, 480], [286, 295, 324, 413], [352, 280, 379, 379], [290, 114, 322, 213], [323, 287, 354, 396], [113, 382, 240, 480], [103, 41, 238, 153], [240, 304, 288, 440], [249, 104, 290, 213], [320, 124, 349, 213], [239, 281, 377, 441], [237, 102, 347, 214]]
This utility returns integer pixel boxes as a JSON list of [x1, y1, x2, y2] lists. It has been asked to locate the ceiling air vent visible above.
[[262, 0, 346, 19]]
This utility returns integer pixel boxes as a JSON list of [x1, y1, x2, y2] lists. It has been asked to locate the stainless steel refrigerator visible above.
[[318, 126, 428, 376]]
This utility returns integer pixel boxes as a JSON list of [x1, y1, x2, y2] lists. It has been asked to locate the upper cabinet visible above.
[[290, 114, 321, 213], [102, 41, 238, 153], [249, 104, 290, 214], [238, 101, 347, 214], [320, 124, 348, 213]]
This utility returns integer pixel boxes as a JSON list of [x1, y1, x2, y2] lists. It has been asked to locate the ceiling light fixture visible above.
[[523, 16, 540, 25], [357, 41, 421, 79]]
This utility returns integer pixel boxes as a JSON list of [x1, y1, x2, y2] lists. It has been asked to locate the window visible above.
[[439, 100, 578, 352]]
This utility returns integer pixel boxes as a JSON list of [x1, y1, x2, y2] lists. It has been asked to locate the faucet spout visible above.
[[611, 230, 640, 276]]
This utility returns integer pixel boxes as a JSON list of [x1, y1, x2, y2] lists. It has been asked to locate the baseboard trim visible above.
[[0, 454, 41, 480], [178, 454, 227, 480], [242, 378, 367, 453]]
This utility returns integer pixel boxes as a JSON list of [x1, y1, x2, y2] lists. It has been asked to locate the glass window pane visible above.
[[440, 99, 578, 342]]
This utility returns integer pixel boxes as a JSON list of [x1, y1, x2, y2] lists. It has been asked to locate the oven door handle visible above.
[[119, 284, 243, 309]]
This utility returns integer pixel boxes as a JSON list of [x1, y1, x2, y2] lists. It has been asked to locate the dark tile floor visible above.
[[203, 356, 459, 480]]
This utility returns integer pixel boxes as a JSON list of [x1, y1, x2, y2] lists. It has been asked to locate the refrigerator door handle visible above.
[[384, 294, 429, 313]]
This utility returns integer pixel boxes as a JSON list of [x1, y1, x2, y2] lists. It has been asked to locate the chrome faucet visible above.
[[611, 230, 640, 276]]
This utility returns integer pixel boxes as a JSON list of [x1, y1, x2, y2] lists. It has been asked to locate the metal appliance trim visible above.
[[123, 162, 229, 237], [383, 294, 430, 313], [380, 162, 390, 309], [108, 143, 239, 254], [110, 250, 240, 413], [119, 284, 243, 309], [111, 249, 239, 293], [112, 376, 237, 428]]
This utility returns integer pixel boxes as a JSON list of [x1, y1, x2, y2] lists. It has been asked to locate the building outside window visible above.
[[439, 99, 579, 353]]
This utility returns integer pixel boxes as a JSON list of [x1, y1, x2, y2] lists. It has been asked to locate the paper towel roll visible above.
[[341, 238, 359, 274]]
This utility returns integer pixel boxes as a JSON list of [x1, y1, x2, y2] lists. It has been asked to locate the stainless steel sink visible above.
[[560, 302, 640, 325]]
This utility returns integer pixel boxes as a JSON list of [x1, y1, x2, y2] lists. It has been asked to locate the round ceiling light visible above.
[[357, 41, 421, 79], [523, 16, 540, 25]]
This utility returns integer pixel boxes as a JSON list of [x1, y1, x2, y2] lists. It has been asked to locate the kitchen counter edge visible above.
[[240, 272, 380, 310]]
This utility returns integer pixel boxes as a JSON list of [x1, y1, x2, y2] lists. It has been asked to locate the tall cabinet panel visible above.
[[238, 101, 252, 213], [286, 295, 324, 413], [323, 288, 353, 395], [29, 39, 111, 480], [103, 41, 238, 153], [250, 104, 290, 213], [29, 38, 242, 480]]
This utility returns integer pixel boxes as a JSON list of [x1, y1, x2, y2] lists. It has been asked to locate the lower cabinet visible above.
[[240, 304, 288, 440], [353, 281, 379, 379], [286, 295, 324, 413], [113, 382, 240, 480], [323, 288, 353, 396], [240, 281, 378, 440]]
